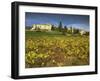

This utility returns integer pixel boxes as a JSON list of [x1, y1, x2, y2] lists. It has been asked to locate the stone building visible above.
[[79, 30, 86, 35], [31, 24, 52, 31]]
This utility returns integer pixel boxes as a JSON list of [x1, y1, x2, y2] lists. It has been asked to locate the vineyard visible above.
[[25, 31, 89, 68]]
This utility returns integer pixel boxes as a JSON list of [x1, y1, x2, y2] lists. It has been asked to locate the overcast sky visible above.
[[25, 12, 89, 31]]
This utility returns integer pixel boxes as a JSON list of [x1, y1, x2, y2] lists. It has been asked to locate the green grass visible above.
[[26, 31, 63, 37], [25, 31, 84, 38]]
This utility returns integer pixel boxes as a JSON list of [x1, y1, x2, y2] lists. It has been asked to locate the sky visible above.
[[25, 12, 89, 31]]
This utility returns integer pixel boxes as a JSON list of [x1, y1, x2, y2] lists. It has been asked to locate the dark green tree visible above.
[[85, 31, 89, 36], [74, 29, 79, 34], [58, 21, 63, 32], [51, 25, 55, 31], [64, 26, 67, 32], [70, 26, 73, 33]]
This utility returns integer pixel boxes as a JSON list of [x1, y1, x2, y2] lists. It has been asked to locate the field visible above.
[[25, 31, 89, 68]]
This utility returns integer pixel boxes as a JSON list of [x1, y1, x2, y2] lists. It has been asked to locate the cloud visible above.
[[67, 24, 89, 31]]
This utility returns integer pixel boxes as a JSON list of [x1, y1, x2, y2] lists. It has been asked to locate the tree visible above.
[[64, 26, 67, 32], [67, 26, 72, 34], [58, 21, 63, 32], [70, 26, 73, 34], [51, 25, 55, 31], [74, 29, 79, 34], [85, 31, 89, 36], [61, 26, 67, 35]]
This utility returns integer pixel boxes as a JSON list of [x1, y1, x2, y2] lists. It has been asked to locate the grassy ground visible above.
[[26, 31, 63, 37], [25, 31, 89, 68]]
